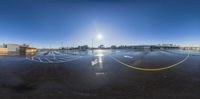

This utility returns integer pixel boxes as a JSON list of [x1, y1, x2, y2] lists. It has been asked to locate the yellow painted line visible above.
[[111, 52, 190, 71]]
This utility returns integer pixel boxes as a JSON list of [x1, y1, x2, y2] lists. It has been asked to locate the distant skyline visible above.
[[1, 0, 200, 48]]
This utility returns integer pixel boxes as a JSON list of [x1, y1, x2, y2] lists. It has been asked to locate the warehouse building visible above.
[[20, 46, 37, 55], [3, 44, 20, 52], [0, 44, 8, 55], [0, 44, 37, 55]]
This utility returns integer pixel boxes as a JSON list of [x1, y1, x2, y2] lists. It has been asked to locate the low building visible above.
[[0, 43, 37, 55], [0, 46, 8, 55], [25, 47, 37, 53], [0, 48, 8, 53], [98, 45, 105, 49], [20, 46, 37, 55], [111, 45, 117, 49], [4, 44, 20, 52], [133, 45, 151, 49], [78, 45, 88, 51]]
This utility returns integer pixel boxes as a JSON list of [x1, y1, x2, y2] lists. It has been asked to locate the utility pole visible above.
[[49, 44, 51, 52], [61, 42, 63, 48], [73, 43, 75, 54], [66, 41, 68, 54], [92, 39, 94, 53]]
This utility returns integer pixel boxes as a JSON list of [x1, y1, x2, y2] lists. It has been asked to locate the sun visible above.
[[97, 34, 102, 40]]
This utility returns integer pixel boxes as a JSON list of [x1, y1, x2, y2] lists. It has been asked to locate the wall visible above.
[[7, 45, 19, 52], [0, 48, 8, 55]]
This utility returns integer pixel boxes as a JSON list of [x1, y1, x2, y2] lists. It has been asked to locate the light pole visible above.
[[92, 39, 94, 53]]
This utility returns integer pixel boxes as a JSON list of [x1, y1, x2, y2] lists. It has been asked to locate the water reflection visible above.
[[0, 52, 8, 56], [25, 52, 36, 56], [92, 49, 105, 76], [0, 52, 36, 56], [0, 52, 20, 56]]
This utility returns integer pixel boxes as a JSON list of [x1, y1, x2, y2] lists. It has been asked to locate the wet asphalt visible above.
[[0, 49, 200, 99]]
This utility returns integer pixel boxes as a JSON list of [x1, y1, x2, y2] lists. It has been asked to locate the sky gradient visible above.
[[0, 0, 200, 48]]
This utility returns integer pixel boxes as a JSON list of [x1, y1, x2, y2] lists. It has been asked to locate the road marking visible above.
[[26, 55, 81, 64], [38, 57, 42, 62], [124, 55, 133, 58], [91, 59, 98, 66], [111, 52, 190, 71], [96, 72, 105, 75], [44, 58, 53, 63]]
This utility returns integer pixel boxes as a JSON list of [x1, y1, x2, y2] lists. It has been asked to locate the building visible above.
[[111, 45, 117, 49], [0, 43, 37, 55], [0, 48, 8, 55], [20, 46, 37, 55], [4, 44, 20, 52], [98, 45, 105, 49], [133, 45, 151, 49], [78, 45, 88, 51]]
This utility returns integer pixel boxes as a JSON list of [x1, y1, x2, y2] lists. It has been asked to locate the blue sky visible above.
[[0, 0, 200, 48]]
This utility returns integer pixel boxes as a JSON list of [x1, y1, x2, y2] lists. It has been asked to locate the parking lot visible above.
[[0, 49, 200, 99]]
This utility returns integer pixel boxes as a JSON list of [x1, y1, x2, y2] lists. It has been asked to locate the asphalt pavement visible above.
[[0, 49, 200, 99]]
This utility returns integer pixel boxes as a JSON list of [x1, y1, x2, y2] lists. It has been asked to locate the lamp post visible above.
[[92, 38, 94, 53]]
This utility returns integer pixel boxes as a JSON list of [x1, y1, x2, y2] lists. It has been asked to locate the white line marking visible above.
[[44, 58, 53, 63], [124, 55, 133, 58], [38, 57, 42, 62], [91, 59, 98, 66]]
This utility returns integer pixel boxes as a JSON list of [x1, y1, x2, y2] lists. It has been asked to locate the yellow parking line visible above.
[[111, 52, 190, 71]]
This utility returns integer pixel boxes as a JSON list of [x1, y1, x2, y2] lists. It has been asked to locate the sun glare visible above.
[[97, 34, 102, 40]]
